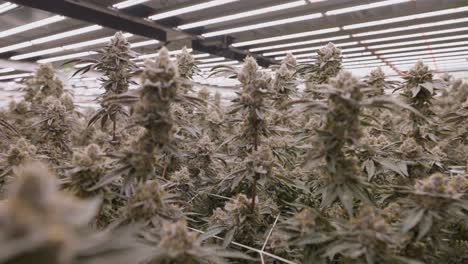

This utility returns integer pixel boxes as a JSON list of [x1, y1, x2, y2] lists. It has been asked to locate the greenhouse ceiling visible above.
[[0, 0, 467, 87]]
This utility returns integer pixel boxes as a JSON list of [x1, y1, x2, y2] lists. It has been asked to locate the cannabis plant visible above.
[[207, 193, 277, 247], [363, 67, 399, 97], [62, 144, 124, 226], [92, 47, 205, 195], [23, 63, 64, 105], [211, 56, 274, 208], [0, 138, 37, 180], [398, 61, 445, 143], [287, 206, 416, 264], [0, 117, 19, 140], [297, 42, 342, 97], [123, 180, 183, 228], [32, 96, 74, 163], [0, 161, 144, 264], [142, 219, 249, 264], [176, 46, 199, 81], [399, 173, 468, 241], [69, 32, 138, 143], [271, 54, 297, 108], [301, 71, 370, 215]]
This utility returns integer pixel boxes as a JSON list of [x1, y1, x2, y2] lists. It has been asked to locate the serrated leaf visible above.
[[366, 159, 376, 181], [402, 208, 425, 233]]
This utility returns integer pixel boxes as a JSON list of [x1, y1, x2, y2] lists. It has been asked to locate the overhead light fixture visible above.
[[130, 39, 160, 48], [386, 51, 468, 62], [65, 33, 133, 49], [0, 2, 18, 14], [342, 47, 366, 52], [0, 25, 103, 54], [0, 68, 15, 74], [360, 27, 468, 44], [33, 25, 104, 45], [0, 73, 33, 81], [37, 51, 98, 64], [375, 40, 468, 54], [197, 57, 226, 63], [380, 46, 468, 58], [263, 41, 358, 56], [343, 55, 378, 62], [295, 58, 316, 63], [343, 6, 468, 30], [397, 60, 468, 69], [178, 1, 306, 30], [343, 52, 372, 58], [137, 48, 194, 60], [11, 33, 133, 60], [112, 0, 150, 9], [274, 49, 368, 60], [345, 63, 387, 69], [353, 17, 468, 37], [0, 15, 66, 38], [198, 61, 239, 68], [294, 58, 385, 65], [326, 0, 410, 16], [343, 59, 383, 66], [391, 57, 468, 66], [193, 53, 211, 58], [202, 12, 322, 38], [74, 63, 93, 68], [149, 0, 239, 20], [232, 27, 339, 47], [368, 34, 468, 49], [250, 35, 349, 52]]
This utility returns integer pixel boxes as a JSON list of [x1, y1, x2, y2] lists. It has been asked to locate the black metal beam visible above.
[[9, 0, 167, 41], [192, 39, 277, 68], [10, 0, 278, 67]]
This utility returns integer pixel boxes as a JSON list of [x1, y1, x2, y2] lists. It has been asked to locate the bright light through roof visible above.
[[232, 27, 340, 47], [368, 34, 468, 49], [360, 27, 468, 44], [178, 1, 306, 30], [374, 40, 468, 54], [11, 33, 133, 60], [380, 46, 468, 58], [37, 51, 98, 64], [130, 39, 160, 48], [149, 0, 240, 21], [0, 15, 66, 38], [274, 49, 368, 60], [197, 57, 226, 63], [0, 2, 18, 14], [343, 6, 468, 30], [249, 35, 349, 52], [0, 73, 34, 81], [389, 57, 468, 65], [326, 0, 411, 16], [203, 12, 322, 38], [353, 17, 468, 37], [198, 61, 239, 68], [0, 68, 15, 74], [137, 49, 194, 60], [0, 25, 103, 54], [342, 59, 383, 66], [386, 51, 468, 62], [345, 63, 387, 69], [263, 42, 358, 56], [113, 0, 150, 9]]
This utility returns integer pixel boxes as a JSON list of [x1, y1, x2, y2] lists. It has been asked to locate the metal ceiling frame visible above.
[[8, 0, 278, 67]]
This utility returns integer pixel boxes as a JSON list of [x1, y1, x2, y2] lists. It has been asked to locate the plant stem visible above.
[[251, 123, 259, 212], [112, 119, 117, 142]]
